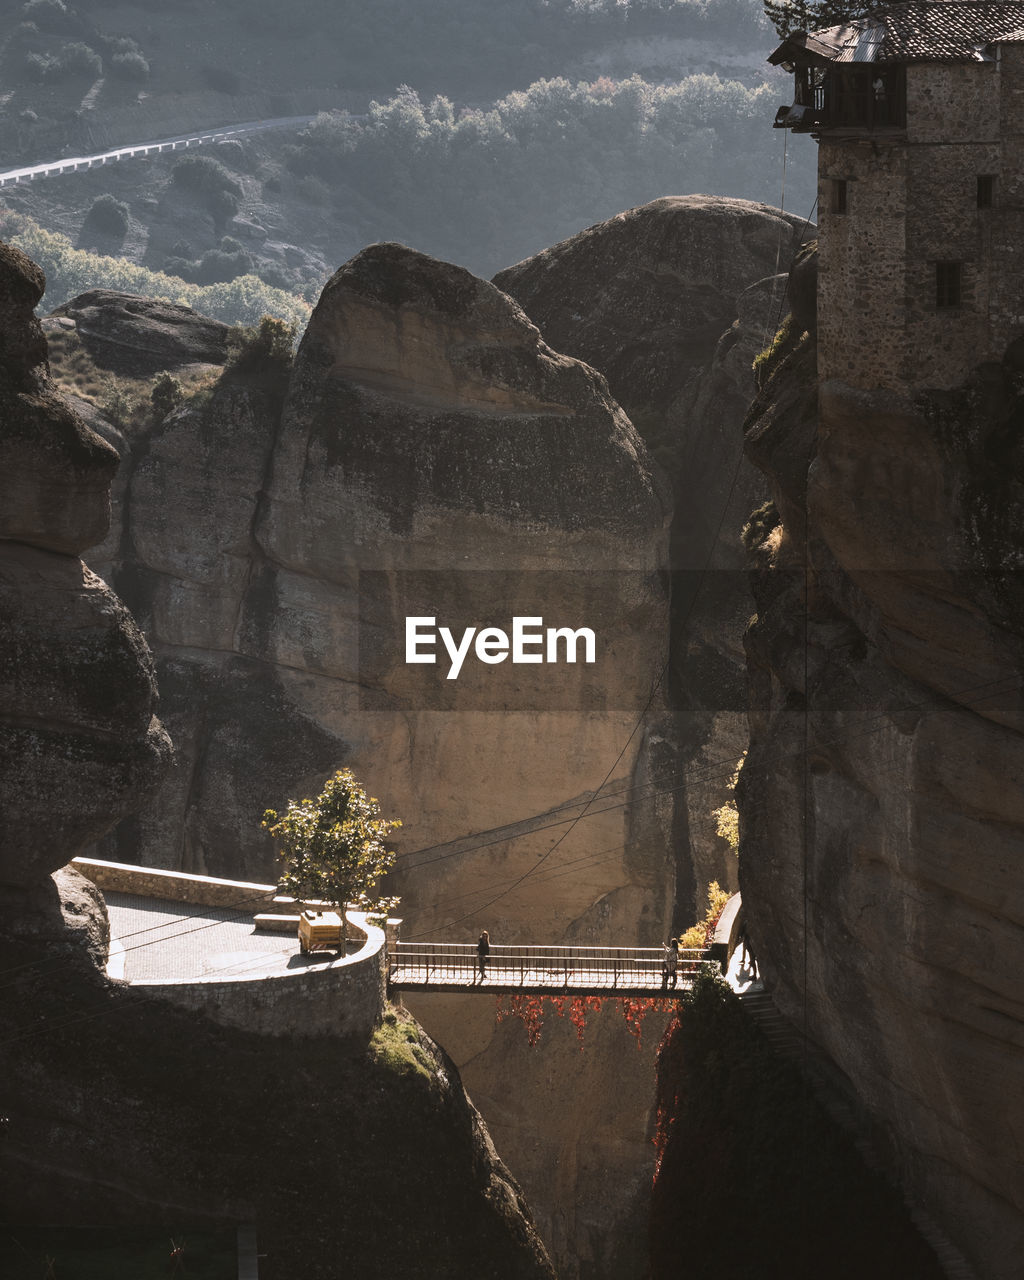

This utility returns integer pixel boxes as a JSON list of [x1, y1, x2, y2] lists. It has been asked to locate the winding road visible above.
[[0, 114, 317, 188]]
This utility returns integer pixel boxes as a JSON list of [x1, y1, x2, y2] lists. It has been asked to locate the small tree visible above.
[[150, 371, 183, 421], [83, 193, 130, 238], [763, 1, 870, 39], [262, 768, 401, 943], [678, 881, 732, 951]]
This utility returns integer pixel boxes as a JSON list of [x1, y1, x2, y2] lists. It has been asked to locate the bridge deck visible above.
[[390, 941, 705, 997]]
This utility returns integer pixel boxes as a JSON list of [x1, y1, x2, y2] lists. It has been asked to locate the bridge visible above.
[[73, 858, 720, 1020], [0, 114, 316, 188], [389, 941, 707, 996]]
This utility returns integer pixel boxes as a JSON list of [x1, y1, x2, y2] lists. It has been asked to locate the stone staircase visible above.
[[737, 982, 980, 1280]]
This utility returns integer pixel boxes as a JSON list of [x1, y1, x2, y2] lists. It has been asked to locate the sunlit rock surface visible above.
[[90, 242, 675, 1277], [496, 195, 813, 917]]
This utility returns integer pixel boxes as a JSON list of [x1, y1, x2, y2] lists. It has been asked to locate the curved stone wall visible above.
[[130, 911, 387, 1040], [73, 857, 387, 1040]]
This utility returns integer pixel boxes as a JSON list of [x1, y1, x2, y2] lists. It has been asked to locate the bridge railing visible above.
[[390, 941, 707, 989]]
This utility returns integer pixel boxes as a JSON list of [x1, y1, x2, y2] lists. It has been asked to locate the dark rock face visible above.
[[495, 197, 813, 917], [0, 247, 119, 556], [0, 240, 171, 902], [50, 290, 231, 375], [650, 975, 945, 1280], [494, 195, 809, 458], [1, 973, 557, 1280], [54, 863, 110, 969], [740, 245, 1024, 1280]]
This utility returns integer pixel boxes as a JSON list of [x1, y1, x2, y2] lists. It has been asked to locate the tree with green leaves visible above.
[[262, 768, 402, 943], [763, 0, 870, 39]]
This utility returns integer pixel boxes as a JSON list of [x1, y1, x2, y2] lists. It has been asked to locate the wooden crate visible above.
[[298, 910, 342, 953]]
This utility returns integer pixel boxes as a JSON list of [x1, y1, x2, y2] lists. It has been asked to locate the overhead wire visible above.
[[3, 661, 1018, 1050], [0, 666, 1017, 997]]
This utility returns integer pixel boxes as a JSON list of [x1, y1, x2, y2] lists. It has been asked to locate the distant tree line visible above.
[[762, 0, 870, 39], [217, 0, 770, 97], [0, 211, 311, 331], [285, 73, 811, 274]]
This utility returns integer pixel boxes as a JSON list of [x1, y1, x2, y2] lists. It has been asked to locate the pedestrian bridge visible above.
[[389, 941, 706, 996]]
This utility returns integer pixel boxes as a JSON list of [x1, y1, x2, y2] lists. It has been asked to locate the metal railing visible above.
[[389, 941, 707, 992]]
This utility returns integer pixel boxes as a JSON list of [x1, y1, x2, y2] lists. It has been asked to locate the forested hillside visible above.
[[0, 0, 816, 330]]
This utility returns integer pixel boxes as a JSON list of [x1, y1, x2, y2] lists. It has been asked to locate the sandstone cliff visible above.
[[740, 244, 1024, 1280], [495, 196, 812, 916], [79, 244, 675, 1277], [0, 241, 171, 909], [0, 236, 556, 1280]]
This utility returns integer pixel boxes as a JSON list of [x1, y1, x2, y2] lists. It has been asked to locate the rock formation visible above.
[[50, 289, 231, 376], [495, 196, 813, 916], [0, 236, 556, 1280], [82, 243, 674, 1276], [740, 244, 1024, 1280], [0, 242, 171, 912]]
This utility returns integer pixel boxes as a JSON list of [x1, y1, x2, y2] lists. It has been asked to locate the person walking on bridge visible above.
[[476, 930, 490, 983], [661, 937, 679, 989]]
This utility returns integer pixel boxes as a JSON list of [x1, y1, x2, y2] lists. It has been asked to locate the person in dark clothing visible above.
[[739, 922, 758, 979], [476, 929, 490, 982], [661, 937, 680, 989]]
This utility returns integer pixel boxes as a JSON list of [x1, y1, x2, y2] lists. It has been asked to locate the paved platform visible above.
[[104, 893, 358, 983]]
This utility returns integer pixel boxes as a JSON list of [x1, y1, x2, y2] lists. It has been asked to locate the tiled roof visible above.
[[770, 2, 1024, 64]]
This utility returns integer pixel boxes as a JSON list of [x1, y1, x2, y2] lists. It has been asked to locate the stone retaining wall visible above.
[[130, 915, 387, 1040], [73, 857, 387, 1040], [73, 856, 278, 909]]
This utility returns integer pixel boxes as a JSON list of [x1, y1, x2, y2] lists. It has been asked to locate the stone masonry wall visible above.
[[817, 139, 908, 389], [818, 55, 1024, 392], [73, 856, 277, 909], [130, 926, 387, 1041], [73, 858, 387, 1040]]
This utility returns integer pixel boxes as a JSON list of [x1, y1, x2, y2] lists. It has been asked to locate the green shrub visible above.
[[170, 155, 241, 200], [194, 247, 252, 284], [83, 194, 130, 238], [150, 372, 183, 420], [207, 186, 240, 226], [53, 41, 102, 77], [23, 51, 52, 81], [170, 156, 242, 226], [107, 36, 141, 54], [162, 255, 197, 282], [100, 382, 135, 428], [1, 212, 312, 332], [22, 0, 69, 29], [109, 50, 149, 81], [752, 313, 796, 388], [27, 39, 103, 80], [228, 314, 297, 371]]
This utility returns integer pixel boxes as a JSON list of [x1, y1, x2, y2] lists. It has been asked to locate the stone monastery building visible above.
[[771, 1, 1024, 392]]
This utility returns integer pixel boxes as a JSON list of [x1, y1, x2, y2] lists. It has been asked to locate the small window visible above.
[[936, 262, 962, 309], [977, 175, 995, 208], [832, 178, 848, 214]]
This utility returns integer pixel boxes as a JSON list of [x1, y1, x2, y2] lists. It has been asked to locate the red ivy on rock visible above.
[[495, 993, 678, 1050]]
